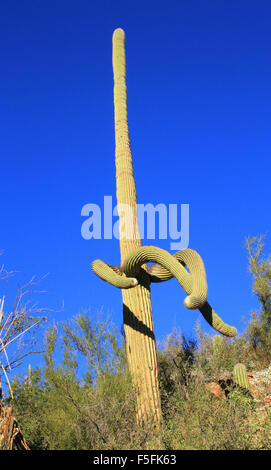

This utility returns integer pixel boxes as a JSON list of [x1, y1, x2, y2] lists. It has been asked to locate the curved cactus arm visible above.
[[147, 249, 237, 338], [199, 302, 237, 337], [91, 247, 237, 337], [122, 246, 207, 310], [91, 259, 138, 289], [148, 248, 206, 283]]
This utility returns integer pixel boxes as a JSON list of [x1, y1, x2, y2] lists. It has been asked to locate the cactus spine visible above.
[[233, 363, 250, 391], [91, 28, 237, 426]]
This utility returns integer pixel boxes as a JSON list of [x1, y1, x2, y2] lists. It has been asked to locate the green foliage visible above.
[[160, 379, 256, 450], [5, 368, 48, 449], [6, 312, 271, 450], [3, 236, 271, 450], [6, 311, 152, 450], [246, 236, 271, 326], [213, 334, 224, 355], [243, 236, 271, 367], [228, 363, 255, 415], [227, 388, 255, 417], [195, 324, 248, 380]]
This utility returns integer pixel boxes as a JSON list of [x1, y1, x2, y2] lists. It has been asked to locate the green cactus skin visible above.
[[91, 247, 237, 337], [199, 303, 236, 337], [122, 246, 207, 310], [92, 246, 208, 309], [146, 250, 237, 337], [233, 363, 250, 391], [112, 28, 161, 426], [91, 259, 138, 289], [91, 28, 237, 426]]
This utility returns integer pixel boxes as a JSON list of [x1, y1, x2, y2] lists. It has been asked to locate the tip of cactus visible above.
[[184, 296, 193, 309], [129, 278, 138, 287], [234, 363, 246, 370], [113, 28, 125, 40], [184, 295, 205, 310]]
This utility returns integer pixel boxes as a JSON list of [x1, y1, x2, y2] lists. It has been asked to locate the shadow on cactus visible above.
[[90, 28, 237, 426]]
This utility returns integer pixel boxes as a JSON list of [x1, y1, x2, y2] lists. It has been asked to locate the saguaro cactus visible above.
[[233, 363, 250, 391], [91, 28, 237, 425]]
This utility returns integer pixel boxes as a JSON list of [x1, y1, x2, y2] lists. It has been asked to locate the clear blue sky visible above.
[[1, 1, 270, 373]]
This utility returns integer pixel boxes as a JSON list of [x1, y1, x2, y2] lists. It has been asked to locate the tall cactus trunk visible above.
[[112, 28, 161, 425]]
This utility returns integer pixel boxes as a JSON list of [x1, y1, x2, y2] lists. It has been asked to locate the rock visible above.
[[205, 382, 225, 398]]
